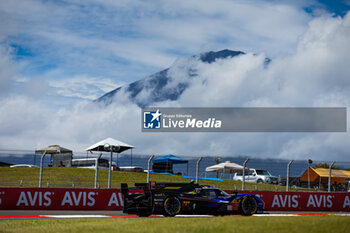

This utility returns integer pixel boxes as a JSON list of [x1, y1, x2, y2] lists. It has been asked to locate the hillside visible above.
[[95, 50, 257, 107]]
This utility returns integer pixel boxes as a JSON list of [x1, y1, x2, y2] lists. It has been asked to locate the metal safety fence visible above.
[[1, 149, 350, 192]]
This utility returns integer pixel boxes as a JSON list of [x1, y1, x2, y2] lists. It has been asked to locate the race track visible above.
[[1, 210, 350, 220]]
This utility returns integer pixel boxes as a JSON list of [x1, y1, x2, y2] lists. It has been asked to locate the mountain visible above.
[[95, 49, 249, 107]]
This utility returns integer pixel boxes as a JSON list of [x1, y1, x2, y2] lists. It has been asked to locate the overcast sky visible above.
[[1, 0, 350, 161]]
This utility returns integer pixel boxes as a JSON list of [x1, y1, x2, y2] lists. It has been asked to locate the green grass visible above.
[[0, 216, 349, 233], [0, 167, 309, 191]]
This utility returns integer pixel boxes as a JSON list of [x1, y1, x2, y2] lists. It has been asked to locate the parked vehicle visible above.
[[10, 164, 38, 168], [233, 169, 278, 184], [119, 166, 144, 172], [71, 158, 117, 170], [121, 181, 264, 217]]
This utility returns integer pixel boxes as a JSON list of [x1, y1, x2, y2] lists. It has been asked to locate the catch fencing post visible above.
[[286, 160, 293, 191], [195, 157, 203, 184], [147, 155, 154, 183], [307, 159, 313, 189], [242, 158, 249, 191], [108, 145, 113, 189], [328, 161, 335, 192], [38, 151, 47, 188], [106, 144, 120, 189], [94, 153, 102, 188], [130, 149, 133, 167]]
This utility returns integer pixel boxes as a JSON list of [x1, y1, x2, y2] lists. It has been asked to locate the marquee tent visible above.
[[205, 161, 251, 174], [85, 137, 134, 189], [152, 154, 188, 164], [35, 145, 73, 167], [152, 154, 188, 174], [35, 145, 72, 154], [85, 137, 134, 153], [300, 167, 350, 184]]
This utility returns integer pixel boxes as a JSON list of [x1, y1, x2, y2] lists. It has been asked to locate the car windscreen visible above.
[[256, 170, 270, 175], [218, 190, 229, 196]]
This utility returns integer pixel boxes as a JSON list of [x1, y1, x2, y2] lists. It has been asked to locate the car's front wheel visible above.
[[163, 196, 181, 217], [239, 195, 257, 216]]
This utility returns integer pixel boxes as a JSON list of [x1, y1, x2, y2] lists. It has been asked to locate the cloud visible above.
[[0, 2, 350, 162], [4, 69, 124, 104], [47, 74, 124, 100], [171, 12, 350, 159], [0, 46, 16, 96], [139, 0, 312, 56], [0, 96, 50, 138], [0, 0, 314, 87]]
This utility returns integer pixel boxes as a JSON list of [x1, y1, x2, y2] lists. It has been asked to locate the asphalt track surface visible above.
[[1, 211, 350, 220]]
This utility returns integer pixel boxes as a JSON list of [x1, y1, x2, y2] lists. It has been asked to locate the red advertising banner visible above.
[[0, 187, 126, 210], [236, 191, 350, 212], [0, 187, 350, 212]]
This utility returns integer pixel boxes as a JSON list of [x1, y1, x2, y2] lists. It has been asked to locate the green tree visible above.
[[314, 163, 340, 170]]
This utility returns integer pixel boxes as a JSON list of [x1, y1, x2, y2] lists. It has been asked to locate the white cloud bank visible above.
[[0, 0, 313, 84], [1, 11, 350, 161]]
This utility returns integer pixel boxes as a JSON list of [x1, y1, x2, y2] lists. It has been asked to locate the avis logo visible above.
[[143, 110, 162, 129]]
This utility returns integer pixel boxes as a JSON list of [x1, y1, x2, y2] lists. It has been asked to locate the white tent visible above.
[[205, 161, 251, 174], [85, 137, 134, 189], [85, 137, 134, 153]]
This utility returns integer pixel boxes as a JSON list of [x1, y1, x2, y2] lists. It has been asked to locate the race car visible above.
[[121, 181, 264, 217]]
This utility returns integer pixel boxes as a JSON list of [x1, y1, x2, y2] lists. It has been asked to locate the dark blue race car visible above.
[[121, 182, 264, 217]]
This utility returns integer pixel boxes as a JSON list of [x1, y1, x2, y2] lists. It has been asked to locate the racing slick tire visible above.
[[239, 195, 258, 216], [163, 196, 181, 217]]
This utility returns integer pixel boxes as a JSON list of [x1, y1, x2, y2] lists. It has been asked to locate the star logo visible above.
[[151, 109, 162, 122]]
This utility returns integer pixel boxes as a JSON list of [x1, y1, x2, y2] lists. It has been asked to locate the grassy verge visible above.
[[0, 216, 349, 233], [0, 167, 309, 191]]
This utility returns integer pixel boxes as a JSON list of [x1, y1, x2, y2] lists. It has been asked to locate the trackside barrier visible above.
[[0, 187, 128, 210], [232, 191, 350, 212], [1, 188, 350, 212]]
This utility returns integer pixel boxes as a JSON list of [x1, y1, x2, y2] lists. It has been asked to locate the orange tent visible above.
[[300, 167, 350, 185]]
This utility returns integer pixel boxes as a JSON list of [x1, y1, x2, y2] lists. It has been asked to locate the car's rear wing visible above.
[[121, 181, 200, 196]]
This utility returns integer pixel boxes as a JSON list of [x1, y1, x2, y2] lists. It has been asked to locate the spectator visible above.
[[333, 181, 337, 191]]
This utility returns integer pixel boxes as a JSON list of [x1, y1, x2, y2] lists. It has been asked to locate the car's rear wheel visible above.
[[239, 195, 257, 216], [163, 196, 181, 217], [257, 179, 263, 183]]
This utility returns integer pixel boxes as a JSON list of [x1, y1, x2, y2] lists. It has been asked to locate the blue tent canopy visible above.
[[152, 154, 188, 164]]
